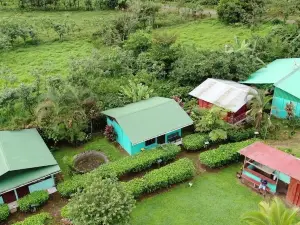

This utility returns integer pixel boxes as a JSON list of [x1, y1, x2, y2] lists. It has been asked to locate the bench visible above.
[[241, 174, 271, 193]]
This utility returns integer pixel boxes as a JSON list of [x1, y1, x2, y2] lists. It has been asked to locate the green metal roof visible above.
[[0, 129, 59, 177], [242, 58, 300, 84], [102, 97, 193, 144], [0, 165, 60, 193], [274, 69, 300, 99]]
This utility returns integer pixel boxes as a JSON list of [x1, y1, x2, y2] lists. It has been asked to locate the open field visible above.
[[132, 164, 262, 225]]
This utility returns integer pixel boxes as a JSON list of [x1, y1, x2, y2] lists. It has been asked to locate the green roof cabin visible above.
[[0, 129, 60, 206], [242, 58, 300, 118], [102, 97, 193, 155]]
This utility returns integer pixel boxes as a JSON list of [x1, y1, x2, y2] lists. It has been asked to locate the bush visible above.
[[199, 139, 257, 168], [217, 0, 243, 24], [58, 144, 181, 197], [60, 205, 71, 219], [124, 158, 196, 197], [182, 133, 209, 151], [13, 212, 51, 225], [17, 191, 49, 212], [227, 128, 255, 142], [0, 204, 9, 222]]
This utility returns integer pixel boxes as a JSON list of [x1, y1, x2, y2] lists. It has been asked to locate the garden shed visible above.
[[102, 97, 193, 155], [0, 129, 60, 205], [242, 58, 300, 118], [189, 78, 255, 124], [239, 142, 300, 206]]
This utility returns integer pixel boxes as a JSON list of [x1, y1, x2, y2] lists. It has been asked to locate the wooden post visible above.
[[13, 189, 18, 200]]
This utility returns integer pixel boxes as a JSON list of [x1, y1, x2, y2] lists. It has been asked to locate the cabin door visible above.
[[293, 183, 300, 206], [17, 186, 30, 199]]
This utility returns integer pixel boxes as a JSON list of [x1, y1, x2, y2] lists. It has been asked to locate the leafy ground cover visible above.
[[53, 136, 125, 180], [156, 19, 272, 49], [131, 164, 262, 225]]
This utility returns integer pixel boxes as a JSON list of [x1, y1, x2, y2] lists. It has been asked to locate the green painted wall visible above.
[[0, 196, 3, 204], [243, 170, 277, 193], [29, 177, 55, 193], [274, 171, 290, 184]]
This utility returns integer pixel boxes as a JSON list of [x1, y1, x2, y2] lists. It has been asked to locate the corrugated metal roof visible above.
[[240, 142, 300, 181], [0, 129, 59, 177], [102, 97, 193, 144], [189, 78, 255, 112], [242, 58, 300, 84], [274, 68, 300, 99], [0, 165, 60, 194]]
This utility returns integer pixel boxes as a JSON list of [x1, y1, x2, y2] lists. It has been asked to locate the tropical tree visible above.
[[241, 197, 300, 225], [247, 88, 272, 129], [119, 79, 154, 104]]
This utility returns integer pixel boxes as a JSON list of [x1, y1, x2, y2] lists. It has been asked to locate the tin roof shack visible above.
[[102, 97, 193, 155], [239, 142, 300, 206], [0, 129, 60, 206], [189, 78, 256, 124], [242, 58, 300, 118]]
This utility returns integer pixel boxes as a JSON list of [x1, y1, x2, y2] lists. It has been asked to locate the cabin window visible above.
[[145, 138, 156, 146], [157, 135, 165, 144], [167, 132, 181, 142]]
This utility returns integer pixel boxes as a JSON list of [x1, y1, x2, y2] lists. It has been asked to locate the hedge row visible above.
[[227, 128, 256, 142], [182, 133, 209, 151], [123, 158, 196, 197], [0, 204, 9, 222], [13, 212, 52, 225], [57, 144, 181, 197], [17, 190, 49, 212], [199, 139, 258, 168]]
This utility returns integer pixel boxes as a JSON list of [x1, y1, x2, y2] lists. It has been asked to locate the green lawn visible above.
[[132, 164, 262, 225], [156, 19, 272, 49], [53, 136, 125, 179]]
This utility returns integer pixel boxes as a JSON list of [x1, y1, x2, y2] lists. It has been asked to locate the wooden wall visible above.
[[286, 178, 300, 206]]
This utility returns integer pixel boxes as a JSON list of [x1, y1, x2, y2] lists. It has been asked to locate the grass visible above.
[[53, 136, 125, 179], [131, 164, 262, 225], [156, 19, 272, 49]]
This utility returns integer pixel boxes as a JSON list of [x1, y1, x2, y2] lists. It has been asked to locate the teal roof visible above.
[[0, 165, 60, 193], [242, 58, 300, 84], [102, 97, 193, 144], [275, 69, 300, 99], [0, 129, 60, 192]]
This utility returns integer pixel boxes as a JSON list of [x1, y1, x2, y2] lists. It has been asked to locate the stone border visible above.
[[73, 151, 109, 173]]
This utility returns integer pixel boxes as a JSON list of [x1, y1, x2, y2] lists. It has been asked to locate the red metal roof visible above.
[[239, 142, 300, 181]]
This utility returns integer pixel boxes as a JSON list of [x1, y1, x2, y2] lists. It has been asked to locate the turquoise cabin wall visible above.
[[274, 171, 291, 184], [243, 170, 277, 193], [165, 129, 182, 142], [107, 118, 132, 154], [271, 97, 300, 118], [0, 196, 3, 204], [29, 177, 55, 193]]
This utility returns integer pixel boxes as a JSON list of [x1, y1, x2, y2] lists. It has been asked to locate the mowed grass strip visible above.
[[131, 164, 262, 225]]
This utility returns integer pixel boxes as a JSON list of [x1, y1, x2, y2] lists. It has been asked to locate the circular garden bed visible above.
[[73, 151, 109, 173]]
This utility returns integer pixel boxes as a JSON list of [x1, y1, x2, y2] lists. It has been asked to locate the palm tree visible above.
[[241, 197, 300, 225], [247, 88, 273, 129]]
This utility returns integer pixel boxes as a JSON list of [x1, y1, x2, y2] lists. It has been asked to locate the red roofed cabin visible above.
[[239, 142, 300, 206], [189, 79, 256, 124]]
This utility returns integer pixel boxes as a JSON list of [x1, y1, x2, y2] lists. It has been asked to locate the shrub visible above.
[[182, 133, 209, 151], [67, 178, 135, 225], [60, 204, 71, 219], [199, 139, 257, 168], [104, 125, 116, 141], [17, 191, 49, 212], [13, 212, 51, 225], [124, 158, 196, 197], [58, 144, 181, 197], [227, 128, 255, 142], [217, 0, 243, 24], [0, 204, 9, 222]]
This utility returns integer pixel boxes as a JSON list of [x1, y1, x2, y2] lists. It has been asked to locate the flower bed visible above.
[[182, 133, 209, 151], [13, 212, 52, 225]]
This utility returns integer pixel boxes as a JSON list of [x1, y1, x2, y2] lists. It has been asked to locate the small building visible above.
[[102, 97, 193, 155], [239, 142, 300, 206], [242, 58, 300, 118], [0, 129, 60, 205], [189, 78, 255, 124]]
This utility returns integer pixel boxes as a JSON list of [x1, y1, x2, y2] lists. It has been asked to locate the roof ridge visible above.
[[116, 98, 173, 119], [0, 134, 9, 174], [214, 79, 252, 93], [274, 65, 300, 86]]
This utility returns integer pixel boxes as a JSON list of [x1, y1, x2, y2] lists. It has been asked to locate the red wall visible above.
[[198, 99, 247, 123], [286, 178, 300, 206]]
